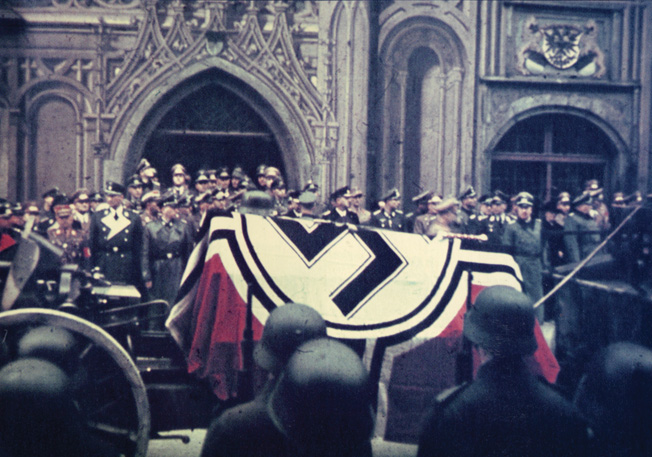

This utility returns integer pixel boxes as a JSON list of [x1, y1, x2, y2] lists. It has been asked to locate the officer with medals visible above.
[[563, 192, 601, 264], [47, 196, 89, 267], [369, 188, 406, 231], [89, 181, 144, 289], [168, 163, 191, 201], [501, 192, 544, 322], [418, 286, 590, 457], [142, 194, 193, 327], [140, 190, 160, 227], [321, 186, 359, 224]]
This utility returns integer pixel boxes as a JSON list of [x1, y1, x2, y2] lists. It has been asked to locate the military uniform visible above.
[[418, 357, 590, 457], [502, 218, 543, 302], [47, 226, 88, 266], [413, 213, 437, 235], [564, 211, 600, 264], [89, 204, 144, 287], [142, 217, 193, 306], [321, 208, 359, 224], [369, 208, 406, 231]]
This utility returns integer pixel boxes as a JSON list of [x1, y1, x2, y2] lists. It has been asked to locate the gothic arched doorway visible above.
[[129, 69, 286, 188], [490, 113, 617, 201]]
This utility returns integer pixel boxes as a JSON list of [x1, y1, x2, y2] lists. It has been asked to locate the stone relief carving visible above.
[[518, 16, 606, 78]]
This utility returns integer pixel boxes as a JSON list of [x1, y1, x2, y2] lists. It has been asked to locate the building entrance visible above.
[[139, 77, 285, 188]]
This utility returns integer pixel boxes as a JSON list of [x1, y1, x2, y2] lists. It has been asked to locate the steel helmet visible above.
[[254, 303, 327, 374], [267, 338, 374, 447], [574, 342, 652, 453], [238, 190, 275, 216], [17, 326, 79, 375], [463, 285, 537, 356]]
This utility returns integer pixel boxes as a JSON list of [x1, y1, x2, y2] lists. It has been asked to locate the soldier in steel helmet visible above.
[[200, 303, 328, 457], [574, 342, 652, 457], [267, 338, 374, 457], [418, 285, 590, 457]]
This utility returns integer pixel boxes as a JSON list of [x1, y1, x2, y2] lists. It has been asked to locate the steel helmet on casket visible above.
[[267, 338, 374, 448], [463, 285, 538, 356], [254, 303, 327, 374]]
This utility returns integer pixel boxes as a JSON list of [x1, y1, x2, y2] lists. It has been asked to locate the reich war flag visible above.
[[167, 213, 558, 442]]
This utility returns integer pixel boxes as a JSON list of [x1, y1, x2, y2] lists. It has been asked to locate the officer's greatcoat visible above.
[[563, 211, 601, 263], [502, 218, 543, 305], [89, 206, 143, 287], [142, 217, 193, 306]]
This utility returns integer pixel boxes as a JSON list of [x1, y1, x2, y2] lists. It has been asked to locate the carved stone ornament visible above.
[[518, 17, 605, 78]]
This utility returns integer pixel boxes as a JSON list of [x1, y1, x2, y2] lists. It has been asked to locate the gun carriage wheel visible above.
[[0, 308, 150, 457]]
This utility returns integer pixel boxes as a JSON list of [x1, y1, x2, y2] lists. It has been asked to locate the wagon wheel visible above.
[[0, 308, 150, 457]]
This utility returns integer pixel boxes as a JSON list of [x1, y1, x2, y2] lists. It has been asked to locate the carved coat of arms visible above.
[[518, 17, 605, 77]]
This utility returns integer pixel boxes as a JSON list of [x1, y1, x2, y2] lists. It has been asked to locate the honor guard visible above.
[[418, 286, 590, 457], [200, 304, 328, 457], [563, 192, 601, 264], [369, 188, 406, 231], [321, 186, 359, 224], [501, 192, 544, 322], [89, 181, 144, 288], [142, 195, 193, 325], [47, 198, 89, 267]]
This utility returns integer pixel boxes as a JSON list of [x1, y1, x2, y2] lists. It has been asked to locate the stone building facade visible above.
[[0, 0, 650, 208]]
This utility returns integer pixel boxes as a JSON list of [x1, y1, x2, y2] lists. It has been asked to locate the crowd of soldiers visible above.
[[1, 156, 651, 457], [0, 153, 641, 326]]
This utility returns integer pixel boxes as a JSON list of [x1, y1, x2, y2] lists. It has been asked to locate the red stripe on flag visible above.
[[0, 233, 16, 253], [186, 253, 263, 400]]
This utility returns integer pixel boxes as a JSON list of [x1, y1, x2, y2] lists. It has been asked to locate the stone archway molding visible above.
[[108, 57, 315, 190]]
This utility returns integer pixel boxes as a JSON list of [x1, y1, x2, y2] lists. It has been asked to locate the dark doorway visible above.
[[491, 113, 614, 201], [142, 83, 284, 187]]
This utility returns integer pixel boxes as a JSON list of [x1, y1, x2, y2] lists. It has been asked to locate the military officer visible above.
[[542, 200, 565, 268], [423, 197, 461, 238], [168, 163, 191, 201], [270, 178, 288, 215], [297, 191, 318, 218], [501, 192, 544, 322], [369, 188, 406, 231], [89, 192, 104, 213], [347, 187, 371, 224], [36, 187, 63, 235], [230, 166, 245, 194], [406, 190, 433, 233], [418, 286, 590, 457], [563, 192, 601, 264], [140, 190, 160, 227], [413, 194, 442, 235], [457, 185, 478, 229], [255, 164, 268, 191], [71, 189, 92, 233], [47, 198, 89, 267], [142, 195, 193, 326], [321, 186, 359, 224], [193, 170, 210, 197], [216, 167, 231, 193], [89, 181, 144, 288], [124, 175, 144, 212]]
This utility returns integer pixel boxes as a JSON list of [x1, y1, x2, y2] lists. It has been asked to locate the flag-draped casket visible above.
[[167, 213, 558, 442]]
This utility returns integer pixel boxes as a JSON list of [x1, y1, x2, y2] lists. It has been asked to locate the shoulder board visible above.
[[372, 209, 381, 216], [469, 214, 477, 220], [321, 210, 332, 217], [405, 212, 414, 218], [180, 219, 187, 224], [435, 383, 469, 406], [478, 214, 488, 221], [396, 210, 404, 215], [506, 219, 517, 225]]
